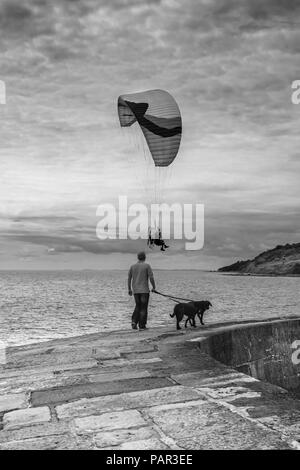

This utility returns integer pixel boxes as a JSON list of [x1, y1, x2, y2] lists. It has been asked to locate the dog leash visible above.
[[152, 290, 196, 303]]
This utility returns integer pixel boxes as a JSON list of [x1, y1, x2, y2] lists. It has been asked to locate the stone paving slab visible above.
[[75, 409, 147, 434], [0, 393, 28, 413], [117, 438, 170, 450], [52, 359, 163, 380], [0, 369, 54, 381], [144, 400, 290, 450], [5, 327, 170, 355], [97, 357, 163, 368], [171, 369, 241, 387], [56, 393, 130, 420], [6, 351, 103, 368], [0, 373, 96, 395], [256, 415, 300, 441], [0, 421, 71, 443], [56, 385, 204, 420], [0, 434, 78, 450], [31, 377, 174, 406], [87, 370, 152, 383], [3, 407, 51, 431], [1, 360, 98, 377], [201, 385, 261, 402], [94, 426, 157, 448], [118, 345, 158, 355]]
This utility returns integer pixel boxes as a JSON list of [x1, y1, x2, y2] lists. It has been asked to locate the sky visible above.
[[0, 0, 300, 270]]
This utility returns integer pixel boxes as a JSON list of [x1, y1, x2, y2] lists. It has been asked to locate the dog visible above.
[[190, 301, 212, 326], [170, 300, 212, 330]]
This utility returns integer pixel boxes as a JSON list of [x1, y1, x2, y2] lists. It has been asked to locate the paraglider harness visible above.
[[147, 227, 169, 251]]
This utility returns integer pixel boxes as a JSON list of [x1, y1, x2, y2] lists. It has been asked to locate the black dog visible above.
[[190, 301, 212, 326], [170, 300, 212, 330]]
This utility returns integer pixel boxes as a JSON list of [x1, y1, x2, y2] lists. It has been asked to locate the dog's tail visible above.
[[170, 305, 177, 318]]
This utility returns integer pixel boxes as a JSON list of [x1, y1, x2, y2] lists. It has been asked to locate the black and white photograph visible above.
[[0, 0, 300, 455]]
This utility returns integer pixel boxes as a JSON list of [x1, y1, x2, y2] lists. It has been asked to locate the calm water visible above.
[[0, 270, 299, 346]]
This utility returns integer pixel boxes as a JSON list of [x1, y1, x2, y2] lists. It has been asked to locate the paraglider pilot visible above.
[[147, 227, 169, 251]]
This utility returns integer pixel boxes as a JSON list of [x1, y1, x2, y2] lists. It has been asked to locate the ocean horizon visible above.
[[1, 269, 299, 347]]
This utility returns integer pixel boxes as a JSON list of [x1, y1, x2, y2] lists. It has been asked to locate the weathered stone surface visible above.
[[7, 370, 151, 394], [0, 422, 71, 443], [32, 377, 173, 406], [119, 439, 169, 450], [75, 410, 147, 434], [56, 394, 129, 420], [98, 357, 162, 368], [94, 427, 156, 448], [0, 374, 52, 394], [145, 401, 290, 450], [199, 386, 261, 402], [145, 400, 207, 412], [0, 373, 93, 394], [0, 369, 54, 380], [195, 372, 258, 388], [1, 319, 299, 450], [56, 385, 204, 420], [172, 370, 255, 388], [3, 406, 51, 430], [0, 434, 77, 450], [256, 414, 300, 441], [7, 347, 119, 369], [87, 370, 151, 383], [118, 345, 157, 354], [124, 386, 205, 409], [0, 393, 28, 412], [1, 360, 98, 377]]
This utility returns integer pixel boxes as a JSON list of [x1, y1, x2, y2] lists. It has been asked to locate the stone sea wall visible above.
[[198, 319, 300, 394]]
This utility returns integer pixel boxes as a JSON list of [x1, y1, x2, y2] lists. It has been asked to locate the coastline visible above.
[[217, 271, 300, 277], [0, 317, 300, 450]]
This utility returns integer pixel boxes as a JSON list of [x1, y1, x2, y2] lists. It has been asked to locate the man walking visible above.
[[128, 252, 156, 330]]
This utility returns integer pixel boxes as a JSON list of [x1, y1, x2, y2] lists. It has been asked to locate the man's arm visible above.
[[128, 266, 133, 295], [148, 265, 156, 291]]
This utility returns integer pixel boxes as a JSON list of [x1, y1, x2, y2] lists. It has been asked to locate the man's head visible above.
[[137, 251, 146, 261]]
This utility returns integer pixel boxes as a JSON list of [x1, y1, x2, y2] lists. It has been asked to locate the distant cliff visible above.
[[218, 243, 300, 275]]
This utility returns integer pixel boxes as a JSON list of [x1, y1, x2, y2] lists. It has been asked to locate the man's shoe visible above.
[[131, 323, 137, 330]]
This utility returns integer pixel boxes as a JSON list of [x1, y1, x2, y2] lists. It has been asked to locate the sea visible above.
[[0, 270, 299, 346]]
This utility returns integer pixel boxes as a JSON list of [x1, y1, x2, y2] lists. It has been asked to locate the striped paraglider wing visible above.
[[118, 89, 182, 167]]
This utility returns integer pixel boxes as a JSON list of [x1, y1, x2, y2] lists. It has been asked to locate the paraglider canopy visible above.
[[118, 89, 182, 167]]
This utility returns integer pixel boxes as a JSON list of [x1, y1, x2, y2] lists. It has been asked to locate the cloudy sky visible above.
[[0, 0, 299, 270]]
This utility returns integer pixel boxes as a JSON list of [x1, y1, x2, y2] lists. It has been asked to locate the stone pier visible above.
[[0, 317, 299, 450]]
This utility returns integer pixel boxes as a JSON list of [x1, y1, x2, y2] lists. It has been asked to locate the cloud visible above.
[[6, 233, 145, 255], [2, 215, 78, 223], [0, 0, 299, 268], [0, 2, 33, 27]]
